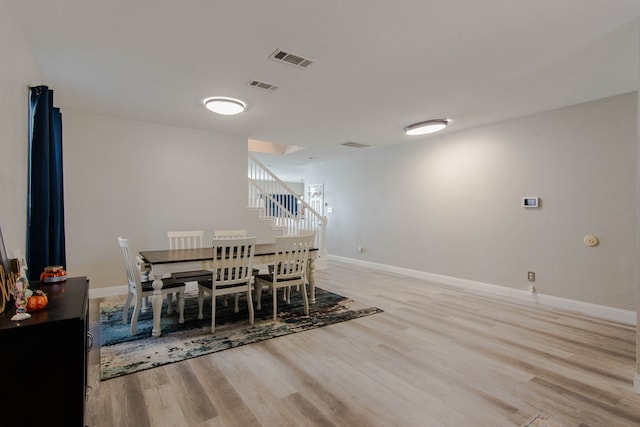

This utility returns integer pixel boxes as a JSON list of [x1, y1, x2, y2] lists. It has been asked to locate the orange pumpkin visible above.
[[26, 290, 48, 312]]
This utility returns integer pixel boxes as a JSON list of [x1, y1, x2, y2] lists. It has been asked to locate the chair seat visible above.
[[255, 273, 303, 283], [197, 279, 250, 291]]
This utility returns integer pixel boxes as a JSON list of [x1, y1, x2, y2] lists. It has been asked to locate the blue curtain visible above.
[[27, 86, 66, 280]]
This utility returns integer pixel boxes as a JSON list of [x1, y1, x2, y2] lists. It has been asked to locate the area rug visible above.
[[100, 287, 382, 380], [522, 414, 564, 427]]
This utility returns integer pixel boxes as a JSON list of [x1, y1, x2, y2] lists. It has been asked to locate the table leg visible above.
[[308, 256, 316, 304], [151, 276, 164, 337], [141, 296, 150, 312]]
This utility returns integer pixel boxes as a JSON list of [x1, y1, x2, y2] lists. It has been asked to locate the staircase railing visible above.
[[248, 154, 327, 261]]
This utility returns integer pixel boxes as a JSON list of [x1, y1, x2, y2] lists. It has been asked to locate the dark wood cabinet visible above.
[[0, 276, 89, 426]]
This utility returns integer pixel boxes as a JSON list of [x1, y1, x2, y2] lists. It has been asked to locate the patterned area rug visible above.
[[100, 287, 382, 380], [522, 414, 564, 427]]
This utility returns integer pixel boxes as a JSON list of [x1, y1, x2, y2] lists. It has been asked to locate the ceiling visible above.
[[8, 1, 640, 180]]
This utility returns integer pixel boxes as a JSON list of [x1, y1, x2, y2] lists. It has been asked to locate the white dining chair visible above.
[[167, 230, 212, 310], [118, 237, 186, 335], [168, 230, 204, 250], [254, 234, 313, 321], [213, 229, 247, 310], [197, 237, 256, 333], [214, 229, 247, 239]]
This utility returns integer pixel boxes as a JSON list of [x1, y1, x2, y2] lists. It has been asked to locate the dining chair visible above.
[[166, 230, 212, 311], [168, 230, 204, 249], [196, 237, 256, 333], [118, 237, 186, 335], [254, 234, 314, 321], [284, 229, 317, 294], [266, 229, 315, 285], [267, 229, 316, 277], [213, 229, 247, 239], [167, 230, 211, 281], [213, 229, 248, 309]]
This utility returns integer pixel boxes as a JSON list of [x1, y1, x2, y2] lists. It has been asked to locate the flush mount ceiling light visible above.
[[404, 119, 449, 136], [204, 97, 246, 115]]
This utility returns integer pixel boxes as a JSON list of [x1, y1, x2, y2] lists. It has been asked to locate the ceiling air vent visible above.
[[269, 49, 313, 69], [341, 142, 371, 148], [248, 80, 278, 91]]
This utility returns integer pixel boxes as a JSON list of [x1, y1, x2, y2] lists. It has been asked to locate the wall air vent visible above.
[[341, 142, 371, 148], [248, 80, 278, 91], [269, 49, 313, 69]]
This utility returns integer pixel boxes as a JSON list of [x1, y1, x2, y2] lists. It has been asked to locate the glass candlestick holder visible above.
[[11, 276, 31, 321]]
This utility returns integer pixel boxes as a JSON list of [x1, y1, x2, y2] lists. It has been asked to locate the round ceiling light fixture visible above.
[[204, 97, 246, 115], [404, 119, 449, 136]]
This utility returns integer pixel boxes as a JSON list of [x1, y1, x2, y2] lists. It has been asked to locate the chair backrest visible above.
[[214, 229, 247, 239], [273, 234, 314, 281], [212, 237, 256, 285], [168, 230, 204, 249], [118, 237, 142, 293]]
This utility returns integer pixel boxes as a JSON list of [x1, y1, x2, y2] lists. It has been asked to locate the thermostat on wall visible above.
[[522, 196, 539, 208]]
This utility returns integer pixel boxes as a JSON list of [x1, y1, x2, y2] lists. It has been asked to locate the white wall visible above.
[[283, 181, 304, 196], [2, 0, 637, 310], [0, 0, 41, 259], [63, 111, 278, 289], [306, 92, 638, 311], [0, 1, 288, 292]]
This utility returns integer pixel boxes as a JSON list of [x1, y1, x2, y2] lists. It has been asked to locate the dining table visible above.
[[139, 243, 318, 337]]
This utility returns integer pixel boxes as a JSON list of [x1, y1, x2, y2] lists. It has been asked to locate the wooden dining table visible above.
[[139, 243, 318, 337]]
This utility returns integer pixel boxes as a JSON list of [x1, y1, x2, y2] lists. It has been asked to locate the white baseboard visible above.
[[328, 254, 636, 325]]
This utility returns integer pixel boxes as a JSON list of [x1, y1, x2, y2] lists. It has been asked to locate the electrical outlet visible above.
[[527, 271, 535, 282]]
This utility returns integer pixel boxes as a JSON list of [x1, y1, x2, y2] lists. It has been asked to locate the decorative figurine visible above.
[[11, 276, 32, 321]]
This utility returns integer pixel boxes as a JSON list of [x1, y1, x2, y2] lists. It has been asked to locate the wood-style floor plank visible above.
[[86, 260, 640, 426]]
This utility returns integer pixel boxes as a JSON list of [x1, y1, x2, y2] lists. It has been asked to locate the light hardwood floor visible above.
[[86, 260, 640, 426]]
